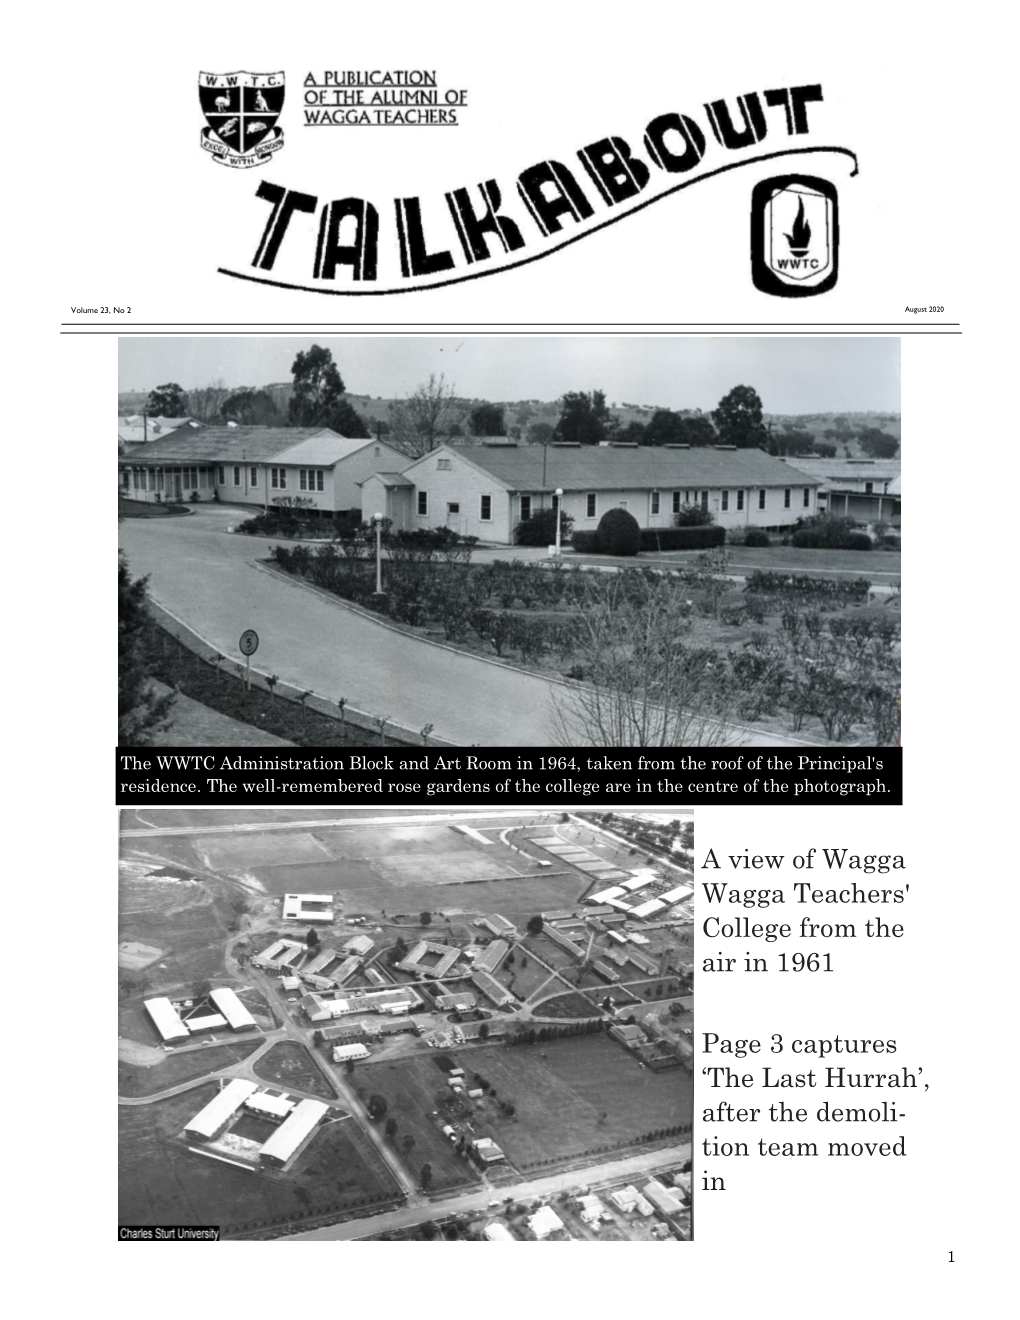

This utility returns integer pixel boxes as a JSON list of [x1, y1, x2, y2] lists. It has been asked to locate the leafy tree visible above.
[[857, 427, 899, 458], [345, 1060, 355, 1076], [289, 344, 369, 436], [674, 503, 714, 527], [553, 390, 614, 445], [118, 553, 174, 745], [420, 911, 432, 926], [221, 388, 282, 425], [772, 427, 816, 456], [402, 1134, 416, 1153], [147, 383, 189, 417], [528, 421, 555, 445], [479, 1023, 490, 1040], [385, 1116, 398, 1139], [306, 928, 320, 948], [468, 402, 506, 435], [312, 1030, 324, 1046], [526, 915, 544, 937], [515, 506, 573, 547], [367, 1094, 388, 1121], [388, 373, 459, 456], [682, 415, 718, 447], [619, 420, 647, 443], [643, 409, 687, 446], [712, 385, 768, 449], [420, 1163, 434, 1191]]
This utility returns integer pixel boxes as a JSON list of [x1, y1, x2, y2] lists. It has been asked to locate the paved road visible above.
[[283, 1143, 690, 1240], [120, 507, 561, 745], [120, 507, 813, 748]]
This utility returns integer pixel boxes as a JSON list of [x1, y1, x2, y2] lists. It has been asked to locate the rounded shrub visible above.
[[744, 527, 770, 547], [845, 532, 873, 551], [596, 507, 642, 556]]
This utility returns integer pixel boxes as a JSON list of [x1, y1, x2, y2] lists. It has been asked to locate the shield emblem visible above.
[[751, 175, 839, 297], [199, 71, 285, 167]]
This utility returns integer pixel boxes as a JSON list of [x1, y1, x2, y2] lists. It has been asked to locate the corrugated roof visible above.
[[119, 426, 341, 464], [272, 432, 392, 466], [408, 444, 821, 492], [260, 1097, 329, 1163]]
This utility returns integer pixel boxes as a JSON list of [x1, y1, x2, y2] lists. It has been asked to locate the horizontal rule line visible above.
[[302, 122, 459, 127]]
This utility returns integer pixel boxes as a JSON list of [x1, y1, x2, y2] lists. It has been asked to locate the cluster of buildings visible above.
[[144, 988, 258, 1044], [396, 939, 463, 980], [586, 878, 694, 920], [252, 933, 376, 992], [183, 1078, 330, 1169], [492, 1172, 689, 1240], [301, 985, 420, 1022]]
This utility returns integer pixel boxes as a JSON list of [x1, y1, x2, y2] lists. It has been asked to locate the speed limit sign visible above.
[[239, 629, 259, 656]]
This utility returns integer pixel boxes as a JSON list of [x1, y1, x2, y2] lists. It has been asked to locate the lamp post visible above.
[[373, 512, 384, 593], [554, 488, 564, 556]]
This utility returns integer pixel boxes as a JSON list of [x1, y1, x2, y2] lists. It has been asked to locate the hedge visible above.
[[571, 529, 600, 553], [639, 525, 726, 551]]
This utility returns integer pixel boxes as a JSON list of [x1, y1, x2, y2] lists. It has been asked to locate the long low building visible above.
[[260, 1098, 330, 1167], [472, 970, 515, 1007], [185, 1012, 228, 1033], [245, 1090, 295, 1120], [144, 997, 190, 1043], [209, 986, 258, 1031], [333, 1043, 371, 1063], [360, 441, 822, 544], [475, 940, 510, 974], [283, 893, 335, 923], [185, 1079, 259, 1141]]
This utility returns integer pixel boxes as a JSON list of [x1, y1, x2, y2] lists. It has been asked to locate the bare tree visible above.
[[188, 379, 232, 423], [387, 373, 459, 458], [548, 571, 751, 746]]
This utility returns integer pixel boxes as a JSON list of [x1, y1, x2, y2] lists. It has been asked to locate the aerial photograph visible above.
[[118, 807, 694, 1241], [118, 335, 901, 748]]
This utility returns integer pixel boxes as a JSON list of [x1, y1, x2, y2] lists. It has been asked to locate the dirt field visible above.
[[119, 1086, 401, 1228], [118, 941, 166, 970], [467, 1034, 691, 1167]]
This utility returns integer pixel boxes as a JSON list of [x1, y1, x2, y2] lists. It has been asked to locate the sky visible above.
[[119, 336, 900, 414]]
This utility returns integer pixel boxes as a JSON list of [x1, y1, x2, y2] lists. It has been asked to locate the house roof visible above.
[[406, 444, 822, 493], [119, 426, 343, 465], [271, 432, 392, 466], [362, 472, 416, 488]]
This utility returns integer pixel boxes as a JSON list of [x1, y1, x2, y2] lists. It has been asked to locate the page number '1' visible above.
[[948, 1251, 955, 1263]]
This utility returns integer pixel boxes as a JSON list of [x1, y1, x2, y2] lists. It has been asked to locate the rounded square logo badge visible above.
[[751, 174, 838, 297]]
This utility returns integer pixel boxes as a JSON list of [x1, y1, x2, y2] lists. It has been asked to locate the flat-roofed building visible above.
[[475, 940, 509, 974], [209, 986, 258, 1031], [185, 1079, 258, 1140], [185, 1013, 228, 1033], [343, 935, 374, 957], [245, 1090, 295, 1120], [283, 893, 334, 923], [260, 1098, 329, 1167], [436, 991, 478, 1011], [144, 997, 189, 1043], [280, 975, 302, 991], [332, 1042, 370, 1062]]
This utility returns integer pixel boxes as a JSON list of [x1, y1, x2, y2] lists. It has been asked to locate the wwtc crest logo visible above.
[[751, 174, 839, 296], [199, 71, 285, 168]]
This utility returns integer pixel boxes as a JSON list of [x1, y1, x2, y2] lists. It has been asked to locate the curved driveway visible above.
[[120, 507, 559, 745], [120, 507, 809, 748]]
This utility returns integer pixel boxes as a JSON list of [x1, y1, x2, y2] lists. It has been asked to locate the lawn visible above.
[[119, 1085, 402, 1231], [534, 991, 602, 1019], [118, 1040, 262, 1097], [466, 1034, 692, 1168], [118, 497, 190, 519], [355, 1056, 483, 1192], [253, 1042, 337, 1099]]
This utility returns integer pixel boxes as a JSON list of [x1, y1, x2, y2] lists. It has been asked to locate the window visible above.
[[271, 468, 287, 489], [700, 491, 708, 512], [250, 466, 258, 487], [803, 488, 811, 507], [650, 491, 660, 516], [299, 469, 323, 492], [217, 465, 225, 485], [721, 490, 729, 512], [784, 488, 791, 508], [233, 466, 241, 487], [737, 490, 744, 511], [586, 493, 597, 519], [618, 500, 628, 510], [864, 481, 874, 494], [672, 491, 682, 515], [374, 446, 381, 457], [520, 495, 532, 521], [480, 494, 492, 521], [758, 490, 766, 510], [437, 457, 452, 470], [417, 491, 428, 516]]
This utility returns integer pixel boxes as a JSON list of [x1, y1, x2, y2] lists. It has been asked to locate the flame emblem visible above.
[[785, 197, 811, 254]]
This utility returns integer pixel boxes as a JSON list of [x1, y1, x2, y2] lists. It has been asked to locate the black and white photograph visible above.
[[118, 806, 694, 1240], [119, 336, 901, 748]]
